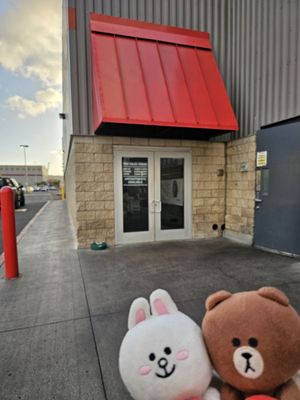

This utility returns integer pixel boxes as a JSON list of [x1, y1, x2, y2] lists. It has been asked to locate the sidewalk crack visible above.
[[0, 315, 90, 335], [77, 253, 109, 400]]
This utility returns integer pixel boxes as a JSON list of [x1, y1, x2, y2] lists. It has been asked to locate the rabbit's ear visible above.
[[150, 289, 178, 316], [128, 297, 150, 330]]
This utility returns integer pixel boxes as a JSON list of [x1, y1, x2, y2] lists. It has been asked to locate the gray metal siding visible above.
[[62, 1, 73, 165], [64, 0, 300, 145]]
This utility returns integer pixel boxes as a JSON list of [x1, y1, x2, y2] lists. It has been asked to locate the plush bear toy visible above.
[[202, 287, 300, 400], [119, 289, 220, 400]]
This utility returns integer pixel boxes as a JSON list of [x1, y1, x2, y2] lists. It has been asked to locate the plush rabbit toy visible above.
[[119, 289, 220, 400]]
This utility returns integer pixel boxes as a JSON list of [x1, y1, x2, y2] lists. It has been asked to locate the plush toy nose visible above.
[[242, 352, 252, 360], [158, 357, 168, 368]]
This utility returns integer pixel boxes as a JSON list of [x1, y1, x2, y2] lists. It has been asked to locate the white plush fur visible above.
[[119, 289, 219, 400], [128, 297, 151, 330], [150, 289, 178, 316], [294, 371, 300, 389]]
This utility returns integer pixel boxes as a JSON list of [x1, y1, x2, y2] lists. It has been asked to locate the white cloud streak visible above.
[[7, 88, 62, 118], [0, 0, 62, 86]]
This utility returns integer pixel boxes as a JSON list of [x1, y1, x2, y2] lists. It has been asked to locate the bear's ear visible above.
[[128, 297, 150, 330], [205, 290, 232, 311], [258, 287, 289, 306], [150, 289, 178, 316]]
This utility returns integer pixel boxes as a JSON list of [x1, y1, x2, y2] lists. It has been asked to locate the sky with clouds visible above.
[[0, 0, 63, 175]]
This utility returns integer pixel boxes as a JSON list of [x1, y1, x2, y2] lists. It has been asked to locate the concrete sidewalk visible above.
[[0, 200, 299, 399]]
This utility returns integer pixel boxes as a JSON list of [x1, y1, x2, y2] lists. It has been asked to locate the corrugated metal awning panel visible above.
[[91, 14, 238, 134]]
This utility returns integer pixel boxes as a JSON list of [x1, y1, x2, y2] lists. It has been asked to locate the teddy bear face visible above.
[[202, 289, 300, 395]]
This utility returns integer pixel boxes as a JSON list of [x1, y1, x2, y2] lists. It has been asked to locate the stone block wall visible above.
[[65, 141, 77, 235], [65, 135, 226, 247], [224, 135, 256, 244], [191, 141, 225, 238], [73, 136, 115, 248]]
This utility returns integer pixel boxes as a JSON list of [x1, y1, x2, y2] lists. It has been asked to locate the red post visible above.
[[0, 187, 19, 279]]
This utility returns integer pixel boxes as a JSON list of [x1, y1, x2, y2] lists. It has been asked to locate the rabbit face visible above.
[[145, 345, 176, 379], [119, 290, 213, 400]]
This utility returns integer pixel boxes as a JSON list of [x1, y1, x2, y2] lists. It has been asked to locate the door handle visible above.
[[155, 201, 161, 213], [150, 201, 161, 213], [150, 200, 156, 213], [255, 198, 263, 203]]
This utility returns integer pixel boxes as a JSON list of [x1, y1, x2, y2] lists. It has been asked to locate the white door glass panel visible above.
[[160, 157, 184, 230], [122, 157, 149, 233], [154, 152, 191, 241], [114, 149, 191, 244], [114, 151, 154, 244]]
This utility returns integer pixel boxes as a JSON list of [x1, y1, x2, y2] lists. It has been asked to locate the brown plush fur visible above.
[[202, 287, 300, 400]]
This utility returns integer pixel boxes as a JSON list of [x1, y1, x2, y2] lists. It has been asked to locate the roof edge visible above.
[[261, 115, 300, 130], [90, 13, 211, 49], [98, 118, 238, 131], [95, 122, 235, 140]]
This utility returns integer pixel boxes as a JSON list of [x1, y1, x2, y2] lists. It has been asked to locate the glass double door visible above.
[[114, 150, 191, 244]]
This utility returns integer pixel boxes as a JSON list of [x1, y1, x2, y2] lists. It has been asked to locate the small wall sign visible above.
[[256, 151, 267, 167]]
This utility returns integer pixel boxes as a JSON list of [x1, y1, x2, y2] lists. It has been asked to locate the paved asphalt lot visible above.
[[0, 191, 59, 254], [0, 201, 299, 399]]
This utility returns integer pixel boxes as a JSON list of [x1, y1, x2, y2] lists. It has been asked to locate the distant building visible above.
[[0, 165, 48, 186]]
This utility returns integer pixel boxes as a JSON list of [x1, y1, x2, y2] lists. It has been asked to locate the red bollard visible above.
[[0, 187, 19, 279]]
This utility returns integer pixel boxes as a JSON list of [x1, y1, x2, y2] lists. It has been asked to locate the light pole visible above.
[[20, 145, 29, 188]]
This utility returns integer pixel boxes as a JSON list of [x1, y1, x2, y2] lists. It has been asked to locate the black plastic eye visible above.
[[164, 347, 172, 355], [232, 338, 241, 347], [149, 353, 156, 361], [249, 337, 258, 347]]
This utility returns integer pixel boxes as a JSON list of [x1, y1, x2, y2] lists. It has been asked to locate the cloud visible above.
[[0, 0, 62, 86], [7, 88, 62, 118]]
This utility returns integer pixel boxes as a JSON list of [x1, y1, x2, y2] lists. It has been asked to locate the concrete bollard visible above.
[[0, 187, 19, 279]]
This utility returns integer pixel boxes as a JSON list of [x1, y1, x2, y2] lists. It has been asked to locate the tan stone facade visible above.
[[191, 141, 225, 239], [65, 141, 77, 234], [225, 135, 256, 244], [65, 135, 227, 248], [69, 136, 115, 248]]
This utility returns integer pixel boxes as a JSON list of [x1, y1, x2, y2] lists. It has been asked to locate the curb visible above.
[[0, 201, 50, 268]]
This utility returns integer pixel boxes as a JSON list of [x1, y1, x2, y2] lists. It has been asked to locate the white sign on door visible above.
[[256, 151, 267, 167]]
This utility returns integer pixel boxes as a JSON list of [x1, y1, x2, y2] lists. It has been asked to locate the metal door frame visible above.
[[114, 146, 192, 244]]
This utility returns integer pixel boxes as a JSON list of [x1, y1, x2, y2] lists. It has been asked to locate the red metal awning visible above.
[[91, 14, 238, 137]]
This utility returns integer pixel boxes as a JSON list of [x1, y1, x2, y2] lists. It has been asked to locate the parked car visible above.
[[25, 185, 34, 193], [0, 177, 25, 209]]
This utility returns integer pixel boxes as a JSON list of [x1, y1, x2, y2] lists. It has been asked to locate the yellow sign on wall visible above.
[[256, 151, 267, 167]]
